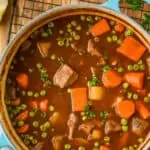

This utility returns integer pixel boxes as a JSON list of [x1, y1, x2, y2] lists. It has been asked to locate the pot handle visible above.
[[0, 123, 15, 149]]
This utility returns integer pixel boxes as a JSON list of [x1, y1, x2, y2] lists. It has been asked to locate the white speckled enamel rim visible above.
[[0, 2, 150, 150]]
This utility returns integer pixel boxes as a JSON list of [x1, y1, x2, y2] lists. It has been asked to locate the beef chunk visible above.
[[79, 122, 95, 135], [53, 64, 78, 88], [105, 120, 122, 134], [67, 113, 78, 140], [37, 40, 51, 57], [132, 117, 149, 136]]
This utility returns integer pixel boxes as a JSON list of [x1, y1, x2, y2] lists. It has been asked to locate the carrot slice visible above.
[[115, 100, 135, 119], [91, 19, 111, 36], [16, 73, 29, 89], [135, 101, 150, 119], [39, 99, 49, 112], [118, 36, 146, 61], [100, 145, 110, 150], [71, 88, 88, 112], [118, 132, 129, 149], [124, 72, 144, 89], [102, 70, 123, 88], [16, 124, 29, 133], [114, 23, 125, 33], [16, 110, 29, 121]]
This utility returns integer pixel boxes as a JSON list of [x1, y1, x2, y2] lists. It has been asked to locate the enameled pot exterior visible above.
[[0, 3, 150, 150]]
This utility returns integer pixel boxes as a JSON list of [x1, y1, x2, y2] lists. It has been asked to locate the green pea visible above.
[[78, 146, 85, 150], [27, 91, 33, 97], [127, 92, 133, 99], [44, 121, 51, 129], [40, 90, 46, 96], [138, 60, 143, 65], [139, 64, 145, 70], [21, 90, 26, 96], [95, 16, 100, 21], [67, 28, 72, 33], [29, 111, 36, 117], [76, 25, 82, 31], [36, 63, 42, 69], [122, 82, 129, 89], [32, 121, 39, 128], [32, 139, 38, 145], [122, 125, 128, 132], [133, 93, 139, 100], [94, 141, 99, 148], [41, 132, 47, 138], [80, 15, 86, 21], [112, 35, 118, 41], [104, 136, 110, 142], [86, 16, 93, 22], [58, 40, 65, 47], [144, 96, 150, 103], [17, 121, 24, 127], [41, 32, 49, 38], [82, 116, 87, 121], [117, 39, 122, 45], [121, 119, 128, 125], [64, 144, 71, 149], [19, 104, 27, 110], [49, 105, 55, 112], [67, 88, 71, 93], [129, 146, 134, 150], [34, 92, 39, 98], [118, 67, 124, 73], [50, 54, 56, 60], [40, 125, 47, 132], [127, 65, 133, 71], [74, 35, 80, 40], [24, 139, 30, 146], [133, 64, 139, 71], [107, 37, 112, 42], [112, 30, 116, 34], [80, 112, 85, 116], [41, 112, 47, 118], [48, 22, 54, 28], [133, 144, 138, 148], [94, 37, 100, 43], [125, 29, 133, 36], [67, 23, 72, 28], [71, 20, 77, 26], [110, 20, 115, 26]]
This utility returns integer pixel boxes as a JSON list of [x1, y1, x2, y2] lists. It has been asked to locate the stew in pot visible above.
[[5, 15, 150, 150]]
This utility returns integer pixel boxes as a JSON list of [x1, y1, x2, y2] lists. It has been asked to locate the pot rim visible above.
[[0, 4, 150, 150]]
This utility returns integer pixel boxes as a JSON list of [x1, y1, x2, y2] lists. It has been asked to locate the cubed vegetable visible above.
[[117, 36, 146, 61], [88, 86, 105, 100], [71, 88, 88, 112]]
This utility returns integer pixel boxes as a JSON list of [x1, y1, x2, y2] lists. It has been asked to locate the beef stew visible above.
[[5, 15, 150, 150]]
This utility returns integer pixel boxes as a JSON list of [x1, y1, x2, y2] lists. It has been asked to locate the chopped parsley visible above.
[[84, 104, 96, 119], [88, 75, 100, 86], [100, 111, 110, 124], [101, 65, 111, 72], [141, 13, 150, 31], [126, 0, 142, 10]]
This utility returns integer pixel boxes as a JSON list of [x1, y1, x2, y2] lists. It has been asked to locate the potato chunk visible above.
[[88, 86, 105, 100]]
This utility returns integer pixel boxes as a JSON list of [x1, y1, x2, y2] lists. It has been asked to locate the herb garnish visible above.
[[126, 0, 142, 10], [84, 104, 96, 119], [88, 75, 100, 86], [141, 13, 150, 31]]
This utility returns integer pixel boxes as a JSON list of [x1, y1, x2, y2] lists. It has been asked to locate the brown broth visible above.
[[5, 15, 150, 150]]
